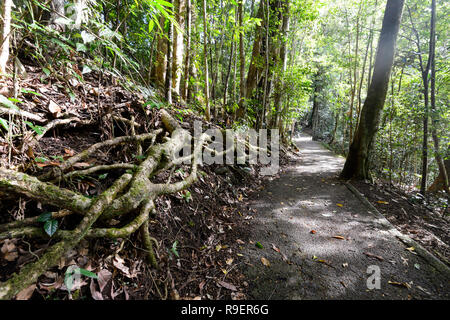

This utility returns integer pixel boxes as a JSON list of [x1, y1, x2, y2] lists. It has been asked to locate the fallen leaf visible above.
[[15, 284, 36, 300], [332, 236, 345, 240], [90, 278, 103, 300], [261, 257, 270, 267], [48, 100, 62, 117], [336, 203, 344, 207], [377, 201, 389, 205], [97, 269, 112, 293], [217, 280, 237, 291], [364, 252, 384, 261], [310, 230, 317, 234], [226, 258, 234, 265], [113, 255, 132, 278], [1, 240, 18, 262], [272, 244, 280, 253]]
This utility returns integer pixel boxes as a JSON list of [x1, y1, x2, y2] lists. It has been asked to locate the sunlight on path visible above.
[[242, 132, 450, 300]]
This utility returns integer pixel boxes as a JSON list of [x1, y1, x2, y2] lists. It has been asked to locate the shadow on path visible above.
[[242, 133, 450, 300]]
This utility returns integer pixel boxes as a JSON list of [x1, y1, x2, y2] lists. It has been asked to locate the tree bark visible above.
[[341, 0, 405, 180], [428, 0, 448, 194], [152, 16, 168, 90], [273, 0, 289, 130], [202, 0, 211, 121], [0, 0, 13, 74], [172, 0, 186, 100], [181, 0, 192, 102], [165, 8, 173, 105]]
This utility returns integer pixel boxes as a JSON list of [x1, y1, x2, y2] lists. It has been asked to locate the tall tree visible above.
[[237, 0, 246, 119], [273, 0, 290, 130], [202, 0, 211, 121], [152, 16, 168, 90], [428, 0, 449, 194], [181, 0, 192, 102], [0, 0, 13, 74], [172, 0, 186, 100], [341, 0, 405, 180]]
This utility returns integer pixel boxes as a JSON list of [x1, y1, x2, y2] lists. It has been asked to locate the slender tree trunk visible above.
[[236, 0, 246, 119], [407, 4, 435, 195], [273, 0, 289, 130], [165, 10, 173, 105], [223, 26, 236, 107], [0, 0, 13, 74], [181, 0, 192, 102], [428, 0, 449, 194], [260, 0, 270, 130], [172, 0, 186, 100], [245, 3, 264, 101], [49, 0, 65, 31], [202, 0, 211, 121], [341, 0, 405, 180], [152, 16, 168, 90]]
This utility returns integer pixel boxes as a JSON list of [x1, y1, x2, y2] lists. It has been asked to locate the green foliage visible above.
[[170, 240, 180, 258], [38, 212, 59, 237], [64, 265, 98, 293]]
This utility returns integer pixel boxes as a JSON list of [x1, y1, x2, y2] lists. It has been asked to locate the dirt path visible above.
[[241, 133, 450, 300]]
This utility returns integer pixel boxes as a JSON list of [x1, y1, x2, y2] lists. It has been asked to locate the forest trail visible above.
[[242, 133, 450, 300]]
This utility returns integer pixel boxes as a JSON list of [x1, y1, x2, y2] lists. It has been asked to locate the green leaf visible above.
[[77, 268, 98, 279], [0, 94, 19, 110], [44, 219, 58, 237], [54, 17, 73, 25], [64, 271, 74, 292], [42, 67, 51, 76], [20, 88, 42, 96], [81, 30, 96, 44], [255, 242, 264, 249], [171, 241, 179, 258], [0, 117, 9, 130], [24, 121, 45, 135], [35, 157, 49, 163], [82, 65, 92, 74], [76, 43, 87, 52], [37, 212, 52, 222], [98, 173, 108, 180]]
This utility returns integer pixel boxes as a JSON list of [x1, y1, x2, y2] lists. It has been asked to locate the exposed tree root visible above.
[[0, 109, 215, 299]]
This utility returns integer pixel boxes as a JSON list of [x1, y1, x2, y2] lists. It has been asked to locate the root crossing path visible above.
[[242, 133, 450, 300]]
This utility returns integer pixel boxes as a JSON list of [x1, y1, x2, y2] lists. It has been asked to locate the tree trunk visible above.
[[152, 16, 168, 90], [273, 0, 289, 130], [428, 158, 450, 193], [341, 0, 405, 180], [0, 0, 13, 74], [202, 0, 211, 121], [223, 24, 236, 107], [245, 3, 264, 101], [236, 0, 246, 119], [49, 0, 65, 31], [428, 0, 449, 194], [172, 0, 186, 100], [165, 10, 173, 105], [181, 0, 192, 102]]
